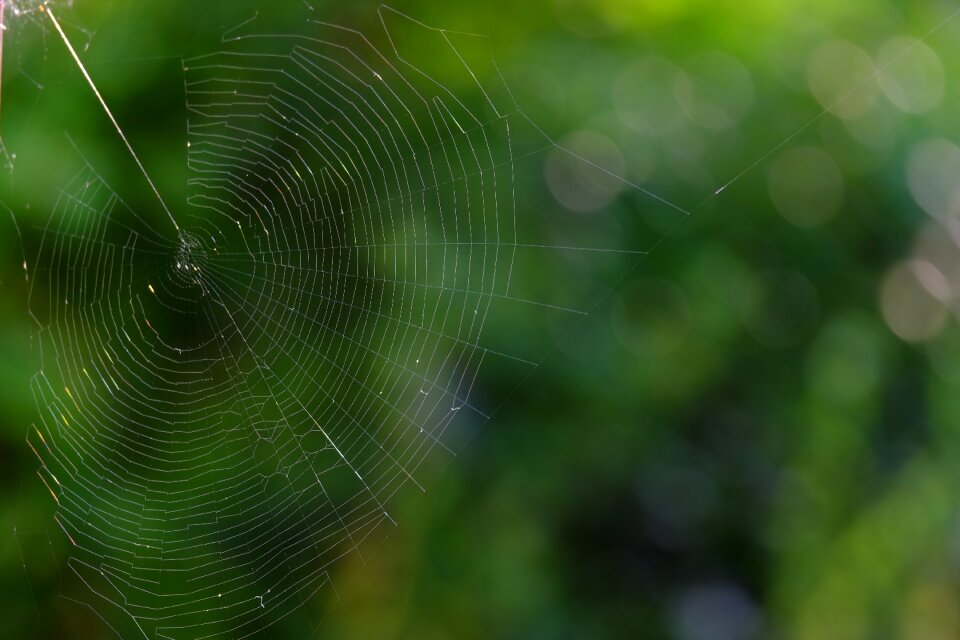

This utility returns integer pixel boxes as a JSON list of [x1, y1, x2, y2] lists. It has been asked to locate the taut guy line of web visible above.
[[41, 4, 181, 234]]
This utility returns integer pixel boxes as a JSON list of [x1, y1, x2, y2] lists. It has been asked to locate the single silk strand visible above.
[[42, 5, 180, 233]]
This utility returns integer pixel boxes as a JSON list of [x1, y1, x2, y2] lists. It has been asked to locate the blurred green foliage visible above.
[[2, 0, 960, 638]]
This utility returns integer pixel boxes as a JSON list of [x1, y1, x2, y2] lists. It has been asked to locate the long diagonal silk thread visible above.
[[43, 5, 181, 233]]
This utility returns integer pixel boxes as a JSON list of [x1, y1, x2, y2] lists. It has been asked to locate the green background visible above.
[[2, 0, 960, 638]]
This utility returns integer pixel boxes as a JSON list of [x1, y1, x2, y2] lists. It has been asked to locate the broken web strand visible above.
[[22, 3, 960, 639]]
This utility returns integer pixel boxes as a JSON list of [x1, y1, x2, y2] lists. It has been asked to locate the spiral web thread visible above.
[[25, 6, 678, 639]]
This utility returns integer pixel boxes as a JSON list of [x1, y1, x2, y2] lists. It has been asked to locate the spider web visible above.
[[24, 5, 681, 638]]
